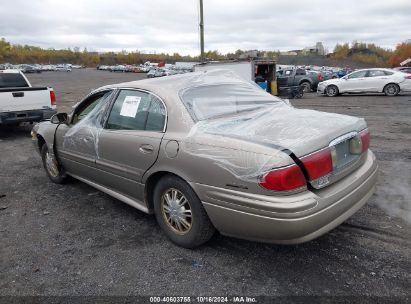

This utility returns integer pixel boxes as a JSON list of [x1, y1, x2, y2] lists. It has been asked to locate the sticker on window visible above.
[[120, 96, 141, 118]]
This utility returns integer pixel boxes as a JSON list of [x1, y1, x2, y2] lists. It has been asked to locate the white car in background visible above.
[[55, 65, 72, 72], [317, 68, 411, 97]]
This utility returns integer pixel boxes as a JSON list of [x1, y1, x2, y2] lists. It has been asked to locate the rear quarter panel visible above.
[[144, 130, 295, 197]]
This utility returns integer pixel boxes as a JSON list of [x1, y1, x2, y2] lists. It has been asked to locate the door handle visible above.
[[139, 144, 154, 154], [12, 92, 24, 97]]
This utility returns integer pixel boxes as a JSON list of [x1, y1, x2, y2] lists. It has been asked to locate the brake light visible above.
[[405, 75, 411, 79], [301, 148, 333, 181], [50, 90, 56, 106], [259, 165, 306, 191], [317, 74, 323, 81], [360, 129, 370, 152]]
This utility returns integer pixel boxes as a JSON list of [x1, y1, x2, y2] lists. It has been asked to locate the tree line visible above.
[[1, 38, 410, 67]]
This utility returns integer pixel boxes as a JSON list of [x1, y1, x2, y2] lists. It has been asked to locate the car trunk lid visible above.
[[192, 103, 368, 189]]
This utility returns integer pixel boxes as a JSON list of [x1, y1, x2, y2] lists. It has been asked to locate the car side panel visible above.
[[94, 129, 163, 200]]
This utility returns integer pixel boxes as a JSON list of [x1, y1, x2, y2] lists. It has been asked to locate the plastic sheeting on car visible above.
[[180, 70, 367, 183], [59, 69, 367, 185], [62, 91, 113, 158]]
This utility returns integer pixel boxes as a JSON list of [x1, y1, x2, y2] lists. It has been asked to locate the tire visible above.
[[325, 85, 339, 97], [383, 83, 400, 96], [153, 175, 215, 248], [41, 144, 68, 184], [299, 81, 311, 93]]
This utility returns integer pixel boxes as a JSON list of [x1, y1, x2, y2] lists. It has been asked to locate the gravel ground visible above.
[[0, 69, 410, 299]]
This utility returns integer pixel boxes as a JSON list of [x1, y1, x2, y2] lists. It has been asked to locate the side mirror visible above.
[[50, 113, 68, 124]]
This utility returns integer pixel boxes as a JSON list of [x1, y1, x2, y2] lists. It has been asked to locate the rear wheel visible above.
[[383, 83, 399, 96], [299, 81, 311, 93], [153, 175, 215, 248], [325, 85, 339, 97], [41, 144, 68, 184]]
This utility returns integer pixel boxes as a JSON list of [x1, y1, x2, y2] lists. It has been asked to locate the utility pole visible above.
[[199, 0, 205, 62]]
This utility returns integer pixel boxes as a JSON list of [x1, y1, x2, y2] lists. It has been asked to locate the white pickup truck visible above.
[[0, 69, 56, 125]]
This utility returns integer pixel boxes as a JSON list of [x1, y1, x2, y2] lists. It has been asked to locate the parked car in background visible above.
[[0, 69, 56, 125], [19, 64, 42, 74], [110, 65, 127, 72], [277, 68, 313, 93], [146, 69, 156, 78], [321, 70, 335, 80], [55, 65, 72, 72], [317, 68, 411, 97], [31, 70, 377, 248], [305, 70, 324, 91], [393, 67, 411, 74]]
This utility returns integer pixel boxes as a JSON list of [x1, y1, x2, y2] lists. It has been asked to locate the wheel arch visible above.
[[299, 79, 312, 85], [326, 83, 340, 94], [144, 171, 191, 212], [382, 82, 400, 93], [36, 134, 46, 152]]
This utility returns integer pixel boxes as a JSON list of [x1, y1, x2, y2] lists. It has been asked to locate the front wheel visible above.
[[325, 85, 339, 97], [41, 144, 68, 184], [153, 175, 215, 248], [383, 83, 400, 96]]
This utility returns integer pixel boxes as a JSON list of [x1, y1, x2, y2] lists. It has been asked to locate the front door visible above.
[[340, 70, 368, 92], [95, 89, 167, 200], [55, 90, 114, 181]]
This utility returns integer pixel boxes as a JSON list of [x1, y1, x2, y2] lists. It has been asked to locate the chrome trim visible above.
[[329, 131, 358, 147], [68, 173, 149, 213]]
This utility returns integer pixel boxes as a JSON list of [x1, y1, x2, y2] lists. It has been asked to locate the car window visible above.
[[284, 70, 293, 76], [368, 70, 386, 77], [181, 83, 279, 121], [0, 73, 28, 88], [73, 91, 113, 124], [106, 89, 166, 131], [347, 70, 368, 79], [296, 69, 306, 76], [384, 70, 394, 75]]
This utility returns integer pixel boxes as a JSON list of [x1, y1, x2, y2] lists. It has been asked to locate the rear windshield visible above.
[[180, 83, 279, 121], [0, 73, 29, 88]]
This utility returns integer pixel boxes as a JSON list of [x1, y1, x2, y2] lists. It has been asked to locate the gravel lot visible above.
[[0, 69, 410, 299]]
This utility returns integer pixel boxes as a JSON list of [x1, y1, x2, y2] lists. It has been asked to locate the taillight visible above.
[[317, 74, 323, 81], [50, 90, 56, 106], [259, 165, 306, 191], [301, 148, 333, 181], [405, 75, 411, 79], [360, 129, 370, 152]]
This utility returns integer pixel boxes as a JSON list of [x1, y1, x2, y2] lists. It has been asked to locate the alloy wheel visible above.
[[45, 151, 60, 178], [161, 188, 193, 235]]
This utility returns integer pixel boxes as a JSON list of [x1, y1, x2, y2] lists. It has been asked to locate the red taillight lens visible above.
[[318, 74, 323, 81], [360, 129, 370, 152], [405, 75, 411, 79], [50, 90, 56, 106], [301, 148, 333, 181], [259, 165, 306, 191]]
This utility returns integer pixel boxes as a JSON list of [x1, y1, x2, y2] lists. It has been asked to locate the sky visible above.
[[1, 0, 410, 55]]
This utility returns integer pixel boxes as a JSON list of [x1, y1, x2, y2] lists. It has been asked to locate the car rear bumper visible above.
[[194, 151, 378, 244], [0, 109, 56, 125]]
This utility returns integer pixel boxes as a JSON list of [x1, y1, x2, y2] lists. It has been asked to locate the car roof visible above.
[[99, 69, 250, 94], [0, 69, 21, 74]]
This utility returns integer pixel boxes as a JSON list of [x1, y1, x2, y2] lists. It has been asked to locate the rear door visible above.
[[95, 89, 166, 198], [364, 69, 388, 92]]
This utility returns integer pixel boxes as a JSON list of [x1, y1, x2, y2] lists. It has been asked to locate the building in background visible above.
[[302, 42, 325, 56]]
